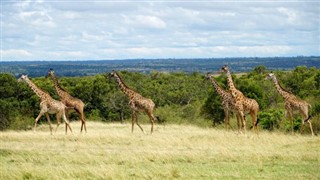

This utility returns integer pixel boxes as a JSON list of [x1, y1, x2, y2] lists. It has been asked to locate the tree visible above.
[[253, 65, 266, 75], [0, 73, 33, 130], [259, 109, 283, 130], [201, 89, 225, 126]]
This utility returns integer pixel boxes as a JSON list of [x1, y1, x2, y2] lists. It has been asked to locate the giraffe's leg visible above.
[[227, 112, 234, 131], [235, 113, 241, 134], [285, 105, 294, 135], [79, 110, 87, 133], [240, 112, 246, 134], [34, 111, 45, 133], [299, 109, 307, 135], [65, 120, 67, 134], [288, 111, 294, 135], [75, 107, 86, 133], [300, 109, 314, 136], [250, 111, 258, 134], [300, 120, 305, 135], [135, 113, 146, 134], [307, 120, 315, 136], [45, 113, 53, 135], [223, 108, 229, 130], [65, 108, 70, 122], [55, 112, 62, 133], [64, 108, 71, 134], [80, 112, 85, 133], [235, 112, 245, 134], [62, 111, 72, 134], [131, 111, 136, 133], [250, 113, 254, 129], [306, 116, 315, 137], [290, 116, 294, 135], [147, 111, 156, 134], [223, 116, 227, 130]]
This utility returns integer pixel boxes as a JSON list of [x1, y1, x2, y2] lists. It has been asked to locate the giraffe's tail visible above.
[[84, 103, 90, 107], [250, 118, 260, 129], [304, 103, 312, 123], [255, 118, 260, 127], [156, 116, 166, 124], [304, 115, 312, 123]]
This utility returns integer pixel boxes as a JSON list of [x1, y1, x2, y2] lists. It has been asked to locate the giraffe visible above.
[[46, 69, 87, 133], [205, 72, 238, 130], [109, 71, 156, 134], [18, 74, 72, 134], [267, 73, 315, 136], [220, 65, 260, 133]]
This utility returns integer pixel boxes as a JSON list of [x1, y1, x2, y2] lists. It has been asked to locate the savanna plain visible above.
[[1, 121, 319, 179]]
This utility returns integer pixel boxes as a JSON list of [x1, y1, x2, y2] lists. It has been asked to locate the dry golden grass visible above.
[[1, 121, 319, 179]]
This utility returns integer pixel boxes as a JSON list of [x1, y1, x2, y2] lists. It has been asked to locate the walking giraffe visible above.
[[205, 72, 239, 130], [18, 74, 72, 134], [267, 73, 315, 136], [109, 71, 156, 134], [220, 65, 259, 133], [47, 69, 87, 133]]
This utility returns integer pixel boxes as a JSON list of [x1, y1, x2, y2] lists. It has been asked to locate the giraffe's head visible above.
[[205, 72, 212, 80], [17, 74, 28, 83], [220, 65, 229, 73], [266, 73, 276, 81], [109, 70, 118, 78], [46, 68, 55, 78]]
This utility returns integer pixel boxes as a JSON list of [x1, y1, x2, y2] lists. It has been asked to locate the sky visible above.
[[1, 0, 319, 61]]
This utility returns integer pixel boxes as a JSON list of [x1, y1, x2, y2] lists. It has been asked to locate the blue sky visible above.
[[1, 0, 319, 61]]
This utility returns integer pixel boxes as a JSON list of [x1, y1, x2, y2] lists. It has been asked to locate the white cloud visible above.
[[1, 49, 32, 60], [277, 7, 297, 24], [123, 15, 167, 29], [1, 1, 319, 61], [81, 32, 105, 42]]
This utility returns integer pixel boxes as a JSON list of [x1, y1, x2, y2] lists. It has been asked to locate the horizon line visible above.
[[1, 55, 319, 62]]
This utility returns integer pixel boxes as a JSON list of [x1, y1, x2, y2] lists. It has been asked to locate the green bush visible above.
[[1, 66, 319, 131], [201, 90, 225, 126], [9, 116, 33, 130], [259, 109, 283, 131]]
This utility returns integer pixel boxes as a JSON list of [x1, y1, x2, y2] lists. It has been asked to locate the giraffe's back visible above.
[[40, 99, 66, 114], [243, 98, 259, 112], [63, 95, 85, 109], [132, 96, 155, 111], [288, 99, 309, 110]]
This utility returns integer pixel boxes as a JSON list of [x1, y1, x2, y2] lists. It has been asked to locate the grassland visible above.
[[1, 122, 319, 179]]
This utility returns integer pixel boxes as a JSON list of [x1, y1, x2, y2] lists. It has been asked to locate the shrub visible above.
[[259, 108, 283, 131]]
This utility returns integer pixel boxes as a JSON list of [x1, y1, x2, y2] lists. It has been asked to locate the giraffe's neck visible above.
[[272, 77, 291, 99], [114, 74, 136, 98], [209, 77, 229, 97], [24, 77, 49, 101], [225, 70, 237, 91], [50, 74, 68, 98]]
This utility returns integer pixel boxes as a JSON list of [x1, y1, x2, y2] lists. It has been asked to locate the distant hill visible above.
[[1, 56, 319, 77]]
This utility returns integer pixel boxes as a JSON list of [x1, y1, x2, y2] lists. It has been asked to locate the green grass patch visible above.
[[1, 122, 319, 179]]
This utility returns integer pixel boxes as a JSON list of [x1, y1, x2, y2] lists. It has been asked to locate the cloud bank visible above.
[[1, 0, 319, 61]]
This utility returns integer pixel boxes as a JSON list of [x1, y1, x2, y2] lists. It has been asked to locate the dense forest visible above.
[[0, 65, 320, 134]]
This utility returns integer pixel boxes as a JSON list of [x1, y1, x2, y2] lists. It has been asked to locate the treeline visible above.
[[0, 66, 319, 133], [2, 56, 319, 77]]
